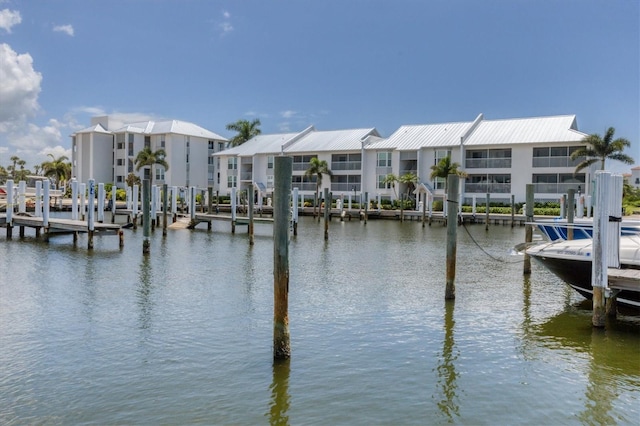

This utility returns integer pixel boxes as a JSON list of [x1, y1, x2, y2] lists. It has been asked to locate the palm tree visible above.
[[42, 154, 71, 187], [9, 155, 20, 179], [15, 160, 29, 182], [383, 173, 398, 199], [399, 172, 418, 202], [226, 119, 262, 147], [304, 157, 333, 218], [134, 147, 169, 187], [0, 165, 8, 184], [430, 156, 466, 194], [571, 127, 634, 173]]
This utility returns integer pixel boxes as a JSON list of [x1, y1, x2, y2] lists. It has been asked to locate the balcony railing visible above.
[[292, 163, 308, 171], [533, 183, 583, 194], [532, 157, 584, 168], [464, 183, 511, 193], [331, 183, 361, 192], [291, 183, 316, 191], [331, 162, 361, 171], [465, 158, 512, 169]]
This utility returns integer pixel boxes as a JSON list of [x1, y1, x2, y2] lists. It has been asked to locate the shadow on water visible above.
[[137, 255, 153, 331], [267, 358, 291, 426], [434, 299, 460, 422]]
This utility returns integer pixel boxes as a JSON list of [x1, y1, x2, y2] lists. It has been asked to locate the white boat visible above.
[[526, 235, 640, 310], [533, 217, 640, 241]]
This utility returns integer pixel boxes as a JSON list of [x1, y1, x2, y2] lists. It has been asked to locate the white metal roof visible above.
[[366, 121, 472, 151], [283, 128, 380, 153], [463, 115, 587, 146], [113, 120, 226, 140], [215, 132, 300, 157], [74, 123, 111, 134]]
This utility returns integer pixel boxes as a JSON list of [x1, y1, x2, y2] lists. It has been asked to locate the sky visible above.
[[0, 0, 638, 173]]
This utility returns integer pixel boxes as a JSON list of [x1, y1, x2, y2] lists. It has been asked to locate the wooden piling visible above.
[[446, 174, 459, 300], [485, 192, 490, 231], [249, 186, 255, 245], [524, 184, 534, 275], [567, 188, 575, 240], [142, 179, 150, 255], [208, 187, 213, 214], [422, 193, 427, 228], [119, 229, 124, 248], [231, 187, 237, 234], [323, 188, 329, 240], [292, 188, 299, 236], [87, 179, 95, 250], [273, 156, 292, 360], [162, 184, 168, 237], [510, 194, 515, 228], [400, 193, 405, 222], [364, 192, 368, 225]]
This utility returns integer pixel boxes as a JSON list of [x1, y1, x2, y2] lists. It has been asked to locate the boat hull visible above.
[[529, 253, 640, 310]]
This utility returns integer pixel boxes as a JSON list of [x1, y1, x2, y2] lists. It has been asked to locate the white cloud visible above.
[[0, 9, 21, 33], [0, 43, 42, 128], [279, 122, 291, 132], [219, 10, 233, 35], [223, 11, 231, 19], [281, 110, 297, 119], [53, 24, 74, 36]]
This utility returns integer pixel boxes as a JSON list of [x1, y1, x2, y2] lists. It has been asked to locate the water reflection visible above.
[[137, 256, 153, 331], [268, 359, 291, 426], [535, 311, 640, 425], [435, 300, 460, 421]]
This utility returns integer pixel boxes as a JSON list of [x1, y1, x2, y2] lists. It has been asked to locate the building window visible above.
[[117, 142, 124, 150], [267, 156, 274, 169], [116, 175, 124, 183], [161, 136, 165, 148], [228, 157, 238, 170], [116, 159, 124, 166], [208, 140, 214, 150], [267, 175, 274, 189], [144, 136, 150, 149], [465, 149, 511, 168], [227, 175, 237, 188], [377, 152, 392, 168], [208, 157, 215, 165], [332, 153, 361, 170], [377, 174, 390, 189], [155, 167, 165, 181], [218, 142, 225, 151], [208, 171, 214, 181], [128, 133, 134, 144], [292, 155, 316, 171], [533, 146, 584, 167]]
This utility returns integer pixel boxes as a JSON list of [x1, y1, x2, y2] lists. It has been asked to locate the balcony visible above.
[[331, 183, 361, 192], [533, 183, 583, 194], [532, 157, 584, 168], [465, 158, 512, 169], [464, 183, 511, 194], [331, 161, 361, 171]]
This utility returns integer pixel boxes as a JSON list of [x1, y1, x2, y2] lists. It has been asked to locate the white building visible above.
[[215, 113, 592, 204], [71, 116, 228, 189]]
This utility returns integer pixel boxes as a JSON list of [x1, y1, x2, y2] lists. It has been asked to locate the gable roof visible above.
[[284, 128, 380, 153], [75, 123, 110, 134], [367, 121, 472, 151], [113, 120, 227, 140], [216, 132, 301, 156], [463, 115, 587, 146]]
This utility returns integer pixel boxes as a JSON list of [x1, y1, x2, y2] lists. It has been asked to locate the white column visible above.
[[97, 183, 105, 223], [79, 183, 86, 220], [18, 180, 26, 213], [87, 179, 95, 231], [71, 179, 78, 221], [35, 181, 42, 217]]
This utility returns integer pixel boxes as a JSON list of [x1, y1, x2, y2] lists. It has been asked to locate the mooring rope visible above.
[[460, 221, 525, 264]]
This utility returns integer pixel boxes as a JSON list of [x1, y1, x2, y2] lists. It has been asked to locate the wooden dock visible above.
[[0, 213, 121, 233], [607, 268, 640, 293]]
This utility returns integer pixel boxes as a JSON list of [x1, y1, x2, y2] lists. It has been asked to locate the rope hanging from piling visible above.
[[461, 222, 524, 264]]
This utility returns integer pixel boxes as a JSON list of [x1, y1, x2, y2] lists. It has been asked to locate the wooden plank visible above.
[[607, 268, 640, 292]]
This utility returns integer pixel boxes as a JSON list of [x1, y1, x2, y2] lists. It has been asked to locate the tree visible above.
[[0, 165, 7, 184], [42, 154, 71, 187], [9, 156, 19, 179], [226, 118, 261, 147], [134, 147, 169, 187], [430, 156, 466, 194], [304, 157, 333, 218], [126, 172, 141, 188], [571, 127, 634, 173], [399, 172, 418, 200], [383, 173, 399, 198]]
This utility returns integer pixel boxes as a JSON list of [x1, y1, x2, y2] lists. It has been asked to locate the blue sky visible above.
[[1, 0, 638, 172]]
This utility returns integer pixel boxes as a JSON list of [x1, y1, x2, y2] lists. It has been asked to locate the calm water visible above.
[[1, 216, 639, 425]]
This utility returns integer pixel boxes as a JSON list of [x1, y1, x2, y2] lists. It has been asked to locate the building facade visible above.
[[71, 116, 227, 189], [214, 113, 592, 205]]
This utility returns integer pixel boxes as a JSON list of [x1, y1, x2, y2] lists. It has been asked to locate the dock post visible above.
[[171, 186, 177, 222], [446, 174, 459, 300], [151, 185, 157, 230], [273, 156, 292, 360], [71, 179, 78, 221], [364, 192, 368, 225], [592, 172, 609, 327], [249, 185, 255, 245], [97, 183, 105, 223], [524, 184, 534, 274], [189, 186, 197, 228], [35, 181, 42, 217], [323, 188, 330, 240], [485, 192, 490, 231], [79, 183, 86, 221], [216, 190, 219, 213], [87, 179, 95, 250], [111, 182, 117, 223], [208, 187, 213, 214], [119, 229, 124, 247], [6, 180, 13, 239], [292, 188, 299, 236], [510, 194, 515, 228], [162, 184, 168, 237], [231, 187, 237, 234], [142, 179, 151, 254], [18, 180, 26, 214], [132, 184, 139, 229], [567, 188, 575, 240], [43, 180, 50, 229], [422, 192, 427, 227]]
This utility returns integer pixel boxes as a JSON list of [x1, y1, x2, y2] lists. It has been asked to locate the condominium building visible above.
[[71, 116, 228, 189], [214, 113, 591, 204]]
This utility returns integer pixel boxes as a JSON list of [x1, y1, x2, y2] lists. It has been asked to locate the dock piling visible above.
[[323, 188, 329, 240], [524, 184, 534, 275], [249, 186, 255, 245], [87, 179, 95, 250], [446, 174, 459, 300], [142, 180, 150, 254], [162, 184, 168, 237], [273, 156, 292, 360]]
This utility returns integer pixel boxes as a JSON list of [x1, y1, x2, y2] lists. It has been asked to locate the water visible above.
[[1, 217, 639, 425]]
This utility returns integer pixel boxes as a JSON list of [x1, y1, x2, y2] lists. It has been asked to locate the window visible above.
[[117, 142, 124, 150], [208, 171, 214, 181], [533, 146, 584, 167], [377, 152, 392, 167], [208, 140, 214, 150], [128, 134, 134, 144], [208, 157, 215, 165], [466, 149, 511, 168], [377, 175, 390, 189], [267, 156, 274, 169], [218, 142, 225, 151], [116, 159, 124, 166], [267, 175, 274, 189], [144, 136, 150, 149], [116, 175, 124, 183], [227, 175, 237, 188], [144, 169, 150, 180], [155, 167, 165, 181], [160, 137, 165, 148], [228, 157, 237, 170]]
